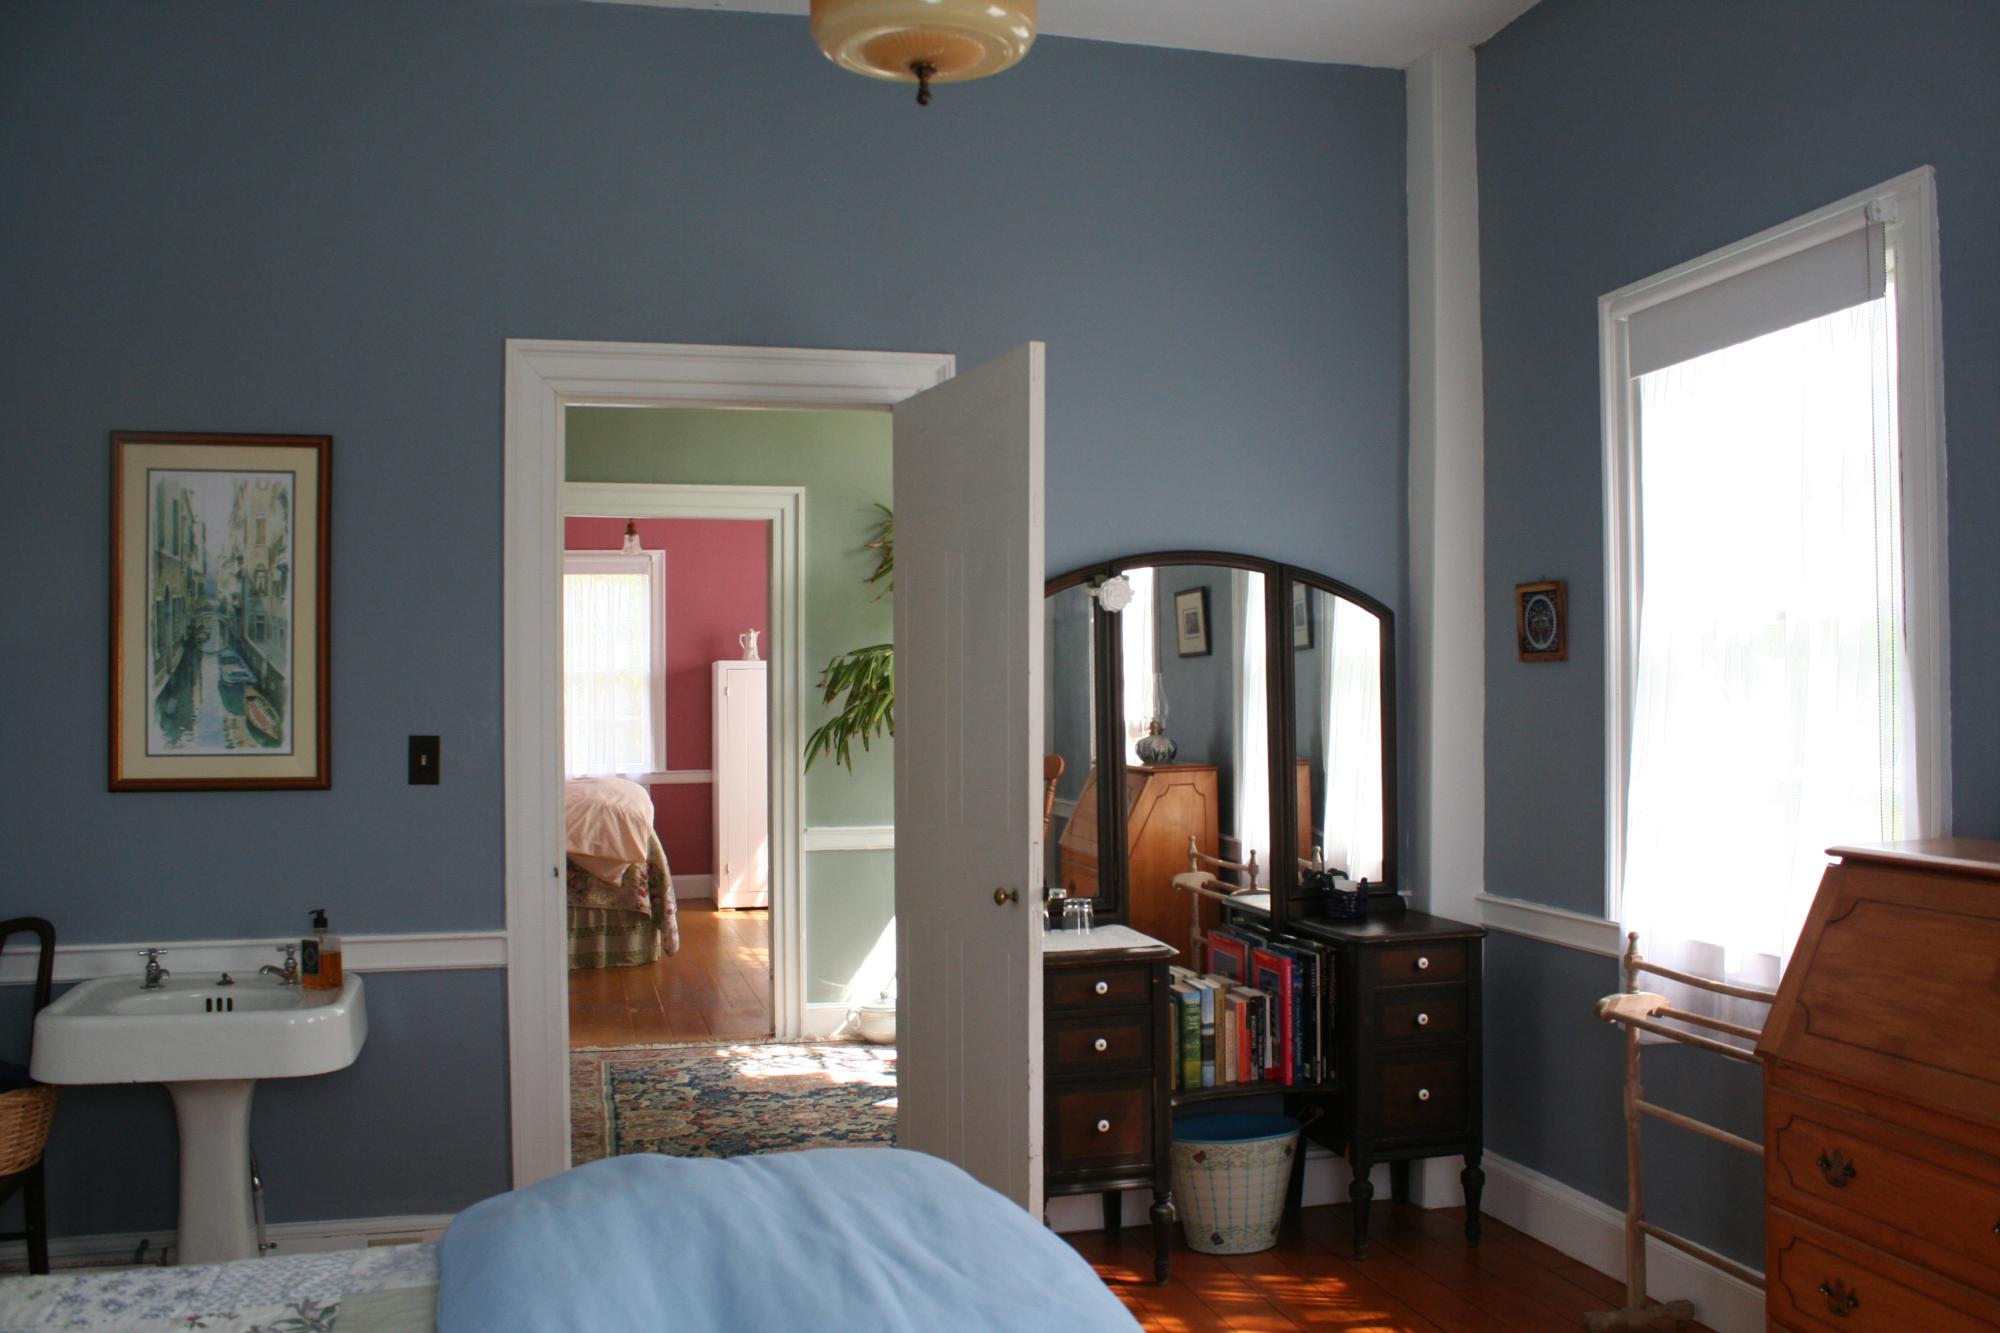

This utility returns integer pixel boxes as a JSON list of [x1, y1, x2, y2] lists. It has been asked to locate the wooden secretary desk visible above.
[[1758, 841, 2000, 1329]]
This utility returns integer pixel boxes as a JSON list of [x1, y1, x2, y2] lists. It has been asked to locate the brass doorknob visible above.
[[993, 887, 1018, 905]]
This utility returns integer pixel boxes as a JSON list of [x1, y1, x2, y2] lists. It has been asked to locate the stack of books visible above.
[[1166, 924, 1336, 1091]]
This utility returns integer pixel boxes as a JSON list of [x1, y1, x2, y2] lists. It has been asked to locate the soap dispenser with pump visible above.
[[301, 909, 344, 992]]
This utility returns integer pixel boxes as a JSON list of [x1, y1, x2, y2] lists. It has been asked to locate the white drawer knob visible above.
[[1096, 1119, 1111, 1133], [1093, 980, 1110, 995], [1416, 956, 1431, 971], [1093, 1037, 1109, 1052], [1416, 1013, 1430, 1027], [1417, 1088, 1431, 1102]]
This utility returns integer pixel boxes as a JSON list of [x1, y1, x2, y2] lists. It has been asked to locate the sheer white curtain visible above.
[[1120, 567, 1158, 763], [1232, 572, 1269, 889], [563, 566, 658, 777], [1321, 597, 1385, 884], [1621, 293, 1908, 1010]]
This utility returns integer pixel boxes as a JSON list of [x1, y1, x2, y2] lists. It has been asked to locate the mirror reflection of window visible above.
[[1043, 583, 1097, 899], [1129, 566, 1269, 893], [1295, 586, 1385, 884], [1120, 567, 1156, 762]]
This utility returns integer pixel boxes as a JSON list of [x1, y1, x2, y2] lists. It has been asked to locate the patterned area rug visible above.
[[572, 1041, 897, 1163]]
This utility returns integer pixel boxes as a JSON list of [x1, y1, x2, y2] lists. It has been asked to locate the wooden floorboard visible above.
[[1067, 1203, 1718, 1333], [567, 899, 771, 1047]]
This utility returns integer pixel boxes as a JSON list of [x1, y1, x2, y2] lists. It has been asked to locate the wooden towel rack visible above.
[[1585, 932, 1774, 1332]]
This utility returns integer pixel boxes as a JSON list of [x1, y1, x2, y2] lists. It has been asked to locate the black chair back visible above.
[[0, 919, 56, 1018]]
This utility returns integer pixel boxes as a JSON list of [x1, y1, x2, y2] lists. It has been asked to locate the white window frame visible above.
[[1599, 165, 1951, 923], [561, 546, 667, 778]]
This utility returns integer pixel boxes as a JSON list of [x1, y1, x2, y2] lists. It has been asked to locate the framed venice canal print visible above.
[[111, 432, 330, 790]]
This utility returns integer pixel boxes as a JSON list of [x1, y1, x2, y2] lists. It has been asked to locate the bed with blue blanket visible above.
[[0, 1150, 1138, 1332]]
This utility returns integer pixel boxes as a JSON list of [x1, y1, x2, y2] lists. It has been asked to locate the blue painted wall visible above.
[[0, 1, 1407, 1234], [1479, 0, 2000, 1264]]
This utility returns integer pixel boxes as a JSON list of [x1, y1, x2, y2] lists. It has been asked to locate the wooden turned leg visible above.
[[1348, 1169, 1375, 1258], [1149, 1189, 1173, 1284], [1101, 1190, 1123, 1235], [1462, 1154, 1485, 1246]]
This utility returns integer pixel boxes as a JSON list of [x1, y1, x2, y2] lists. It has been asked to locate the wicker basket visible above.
[[0, 1085, 57, 1177]]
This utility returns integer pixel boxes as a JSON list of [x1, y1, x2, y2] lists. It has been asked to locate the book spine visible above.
[[1176, 987, 1200, 1092], [1237, 997, 1250, 1087], [1280, 961, 1296, 1086], [1192, 980, 1208, 1088], [1216, 992, 1232, 1088]]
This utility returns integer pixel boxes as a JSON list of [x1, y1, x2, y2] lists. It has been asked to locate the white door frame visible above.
[[503, 339, 954, 1187], [564, 481, 805, 1038]]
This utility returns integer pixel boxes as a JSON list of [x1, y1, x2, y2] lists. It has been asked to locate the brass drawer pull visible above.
[[1416, 956, 1431, 971], [1093, 980, 1109, 995], [1816, 1278, 1859, 1316], [1093, 1037, 1109, 1052], [1815, 1149, 1856, 1188], [1416, 1012, 1430, 1027], [1417, 1088, 1431, 1102], [1096, 1119, 1111, 1134]]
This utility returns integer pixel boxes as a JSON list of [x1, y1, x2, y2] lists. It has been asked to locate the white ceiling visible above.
[[600, 1, 1543, 69]]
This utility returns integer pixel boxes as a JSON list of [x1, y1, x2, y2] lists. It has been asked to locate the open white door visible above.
[[893, 342, 1046, 1210]]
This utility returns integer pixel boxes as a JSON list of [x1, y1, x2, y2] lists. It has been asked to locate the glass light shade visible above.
[[811, 0, 1037, 86]]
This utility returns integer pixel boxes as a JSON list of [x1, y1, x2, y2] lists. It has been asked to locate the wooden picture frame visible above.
[[1291, 580, 1313, 651], [1173, 586, 1211, 657], [1515, 579, 1567, 663], [111, 432, 331, 790]]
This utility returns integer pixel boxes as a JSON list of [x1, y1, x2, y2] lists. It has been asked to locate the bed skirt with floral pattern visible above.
[[565, 829, 677, 968]]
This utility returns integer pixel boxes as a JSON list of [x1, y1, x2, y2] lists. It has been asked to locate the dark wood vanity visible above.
[[1043, 550, 1484, 1268], [1041, 927, 1177, 1282]]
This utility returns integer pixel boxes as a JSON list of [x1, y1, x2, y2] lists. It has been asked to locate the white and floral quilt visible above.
[[0, 1243, 436, 1332]]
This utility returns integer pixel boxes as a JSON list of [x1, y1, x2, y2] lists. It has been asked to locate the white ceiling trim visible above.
[[588, 0, 1542, 69]]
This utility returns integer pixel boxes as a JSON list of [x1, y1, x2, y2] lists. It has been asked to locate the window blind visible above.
[[1626, 222, 1885, 377]]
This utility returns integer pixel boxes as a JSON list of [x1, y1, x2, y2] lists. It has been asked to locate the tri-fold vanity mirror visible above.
[[1043, 551, 1398, 951]]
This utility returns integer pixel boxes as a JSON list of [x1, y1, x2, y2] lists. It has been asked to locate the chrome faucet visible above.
[[138, 949, 170, 989], [260, 945, 299, 986]]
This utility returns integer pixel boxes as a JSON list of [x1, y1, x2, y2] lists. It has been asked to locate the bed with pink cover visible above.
[[565, 777, 679, 968]]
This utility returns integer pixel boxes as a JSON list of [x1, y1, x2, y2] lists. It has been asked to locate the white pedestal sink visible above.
[[31, 972, 367, 1265]]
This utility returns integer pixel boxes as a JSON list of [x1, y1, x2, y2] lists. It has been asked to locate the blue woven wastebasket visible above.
[[1170, 1112, 1302, 1255]]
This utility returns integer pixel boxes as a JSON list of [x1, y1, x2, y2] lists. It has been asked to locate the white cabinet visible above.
[[712, 660, 769, 909]]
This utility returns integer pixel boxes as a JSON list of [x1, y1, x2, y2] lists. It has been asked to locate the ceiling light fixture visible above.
[[811, 0, 1038, 107]]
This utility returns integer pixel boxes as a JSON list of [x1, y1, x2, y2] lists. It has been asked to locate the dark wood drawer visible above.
[[1377, 1055, 1467, 1137], [1047, 962, 1151, 1012], [1375, 986, 1466, 1045], [1369, 942, 1466, 985], [1768, 1087, 2000, 1295], [1768, 1207, 2000, 1331], [1048, 1082, 1153, 1175], [1048, 1013, 1152, 1076]]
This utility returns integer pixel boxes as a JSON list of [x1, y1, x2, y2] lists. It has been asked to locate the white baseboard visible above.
[[802, 1002, 855, 1039], [1480, 1151, 1763, 1333], [0, 932, 506, 985], [673, 874, 716, 900], [1047, 1145, 1391, 1233], [0, 1212, 453, 1275]]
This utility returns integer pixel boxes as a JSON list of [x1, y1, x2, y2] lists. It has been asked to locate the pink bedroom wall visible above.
[[565, 516, 769, 885]]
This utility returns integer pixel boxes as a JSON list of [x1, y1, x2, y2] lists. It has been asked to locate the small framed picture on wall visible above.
[[1291, 581, 1313, 651], [1515, 580, 1567, 662], [1174, 587, 1211, 657]]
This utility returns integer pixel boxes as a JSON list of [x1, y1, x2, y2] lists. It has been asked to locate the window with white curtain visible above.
[[1603, 169, 1948, 1007], [1231, 571, 1269, 889], [1320, 595, 1385, 885], [1120, 566, 1158, 763], [563, 550, 666, 778]]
